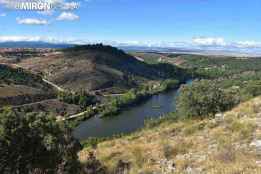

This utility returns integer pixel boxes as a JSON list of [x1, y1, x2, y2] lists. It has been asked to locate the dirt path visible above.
[[59, 111, 89, 121], [103, 93, 124, 97], [3, 63, 106, 122], [5, 63, 65, 92], [42, 78, 65, 92]]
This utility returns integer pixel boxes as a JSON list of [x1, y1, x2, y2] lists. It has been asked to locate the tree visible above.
[[0, 108, 81, 174], [58, 90, 96, 109], [243, 80, 261, 98], [177, 80, 239, 118]]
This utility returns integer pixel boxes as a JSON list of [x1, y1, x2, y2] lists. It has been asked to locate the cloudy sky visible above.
[[0, 0, 261, 52]]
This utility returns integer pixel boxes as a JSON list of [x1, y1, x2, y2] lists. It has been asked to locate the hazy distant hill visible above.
[[0, 41, 259, 57], [0, 41, 73, 48]]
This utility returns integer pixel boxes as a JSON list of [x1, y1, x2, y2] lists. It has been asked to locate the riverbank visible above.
[[79, 97, 259, 173], [73, 79, 193, 140], [99, 79, 180, 118], [67, 79, 186, 129]]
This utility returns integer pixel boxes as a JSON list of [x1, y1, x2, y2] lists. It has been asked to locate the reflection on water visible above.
[[73, 80, 193, 140]]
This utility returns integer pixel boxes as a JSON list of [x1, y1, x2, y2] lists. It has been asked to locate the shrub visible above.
[[0, 108, 81, 174], [214, 144, 236, 163], [183, 122, 206, 135], [177, 80, 239, 118], [226, 118, 256, 140], [160, 79, 179, 91], [83, 152, 107, 174], [131, 146, 146, 168], [58, 90, 96, 108]]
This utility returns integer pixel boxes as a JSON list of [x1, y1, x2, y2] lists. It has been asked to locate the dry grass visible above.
[[79, 97, 261, 173]]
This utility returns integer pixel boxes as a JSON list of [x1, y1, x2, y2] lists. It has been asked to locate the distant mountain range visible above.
[[0, 41, 73, 49], [0, 41, 260, 57], [119, 46, 261, 57]]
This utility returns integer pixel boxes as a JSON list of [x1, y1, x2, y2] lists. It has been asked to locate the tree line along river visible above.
[[73, 79, 193, 140]]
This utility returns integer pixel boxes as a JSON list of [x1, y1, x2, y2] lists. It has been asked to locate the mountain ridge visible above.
[[15, 44, 189, 93], [0, 41, 260, 57]]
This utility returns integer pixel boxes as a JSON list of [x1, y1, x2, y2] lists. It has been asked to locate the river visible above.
[[73, 79, 193, 140]]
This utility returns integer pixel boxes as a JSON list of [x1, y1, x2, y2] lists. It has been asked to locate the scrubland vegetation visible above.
[[0, 64, 55, 106], [77, 53, 261, 173], [177, 80, 239, 118], [0, 108, 81, 174], [1, 46, 261, 173], [0, 64, 46, 87], [79, 96, 260, 174], [58, 90, 96, 109]]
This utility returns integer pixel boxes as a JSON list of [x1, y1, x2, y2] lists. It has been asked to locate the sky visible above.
[[0, 0, 261, 51]]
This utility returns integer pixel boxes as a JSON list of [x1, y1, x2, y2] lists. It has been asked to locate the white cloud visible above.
[[56, 12, 79, 21], [16, 18, 48, 25], [60, 2, 80, 10], [46, 0, 63, 3], [45, 0, 80, 10], [1, 35, 261, 55], [192, 37, 227, 46], [0, 35, 71, 43], [0, 13, 6, 17], [192, 37, 261, 49], [0, 36, 43, 42], [235, 41, 261, 48], [0, 0, 15, 9]]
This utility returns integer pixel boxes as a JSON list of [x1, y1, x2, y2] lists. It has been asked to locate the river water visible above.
[[73, 79, 193, 140]]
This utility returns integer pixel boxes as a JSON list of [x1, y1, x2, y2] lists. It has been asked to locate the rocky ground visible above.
[[79, 96, 261, 174]]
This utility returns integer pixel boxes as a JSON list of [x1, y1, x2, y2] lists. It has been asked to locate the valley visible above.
[[2, 1, 259, 173], [1, 45, 261, 173], [0, 45, 190, 123]]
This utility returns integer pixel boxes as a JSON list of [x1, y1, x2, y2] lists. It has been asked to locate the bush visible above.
[[58, 90, 96, 109], [82, 152, 107, 174], [0, 108, 81, 174], [177, 80, 239, 118], [242, 80, 261, 98]]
